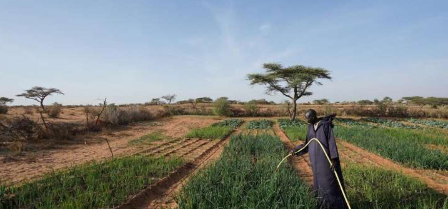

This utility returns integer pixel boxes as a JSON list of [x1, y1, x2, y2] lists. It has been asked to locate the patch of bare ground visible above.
[[272, 123, 314, 186], [337, 140, 448, 195], [0, 116, 219, 184], [116, 122, 245, 209]]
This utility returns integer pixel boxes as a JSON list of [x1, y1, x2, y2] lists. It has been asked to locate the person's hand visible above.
[[330, 159, 337, 172], [290, 150, 296, 156]]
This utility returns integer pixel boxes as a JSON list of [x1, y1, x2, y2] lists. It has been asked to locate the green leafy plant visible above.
[[246, 119, 273, 129]]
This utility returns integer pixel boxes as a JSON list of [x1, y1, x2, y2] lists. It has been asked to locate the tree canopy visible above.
[[247, 63, 331, 120]]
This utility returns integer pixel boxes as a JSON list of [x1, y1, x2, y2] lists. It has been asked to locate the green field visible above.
[[0, 156, 183, 209], [177, 134, 316, 208]]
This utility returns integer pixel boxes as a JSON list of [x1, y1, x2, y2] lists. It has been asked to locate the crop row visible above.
[[277, 119, 308, 141], [334, 118, 376, 128], [343, 164, 448, 208], [245, 119, 274, 129], [0, 156, 183, 209], [211, 118, 244, 128], [334, 125, 448, 170], [408, 118, 448, 129], [177, 134, 316, 208], [362, 117, 421, 129], [186, 119, 243, 139], [277, 119, 448, 207]]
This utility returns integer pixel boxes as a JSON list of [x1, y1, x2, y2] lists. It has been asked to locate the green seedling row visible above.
[[408, 118, 448, 129], [177, 134, 316, 209], [186, 119, 243, 139], [334, 126, 448, 170], [246, 119, 274, 129], [128, 131, 167, 146], [334, 118, 376, 128], [211, 118, 244, 128], [363, 117, 421, 129], [344, 164, 448, 209], [278, 119, 308, 141], [1, 156, 183, 209]]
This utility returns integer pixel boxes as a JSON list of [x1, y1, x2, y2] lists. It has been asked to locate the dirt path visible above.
[[272, 123, 314, 186], [0, 116, 219, 184], [337, 140, 448, 195], [117, 122, 245, 209]]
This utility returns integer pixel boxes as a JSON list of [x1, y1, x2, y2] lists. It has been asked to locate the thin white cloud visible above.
[[259, 23, 271, 32]]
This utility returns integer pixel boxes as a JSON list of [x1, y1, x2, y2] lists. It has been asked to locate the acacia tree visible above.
[[162, 94, 176, 104], [0, 97, 14, 105], [0, 97, 14, 114], [16, 87, 64, 130], [247, 63, 331, 121]]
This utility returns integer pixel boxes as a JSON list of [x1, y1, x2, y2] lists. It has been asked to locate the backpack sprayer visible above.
[[276, 138, 352, 209]]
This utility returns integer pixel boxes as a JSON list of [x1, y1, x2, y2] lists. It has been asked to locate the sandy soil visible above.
[[0, 115, 220, 184]]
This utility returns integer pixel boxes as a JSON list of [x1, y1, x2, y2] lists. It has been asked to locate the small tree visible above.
[[247, 63, 331, 121], [313, 99, 329, 105], [196, 97, 213, 103], [16, 87, 64, 130], [0, 97, 14, 105], [149, 98, 162, 105], [213, 98, 232, 116], [0, 97, 14, 114], [188, 99, 198, 109], [162, 94, 176, 104]]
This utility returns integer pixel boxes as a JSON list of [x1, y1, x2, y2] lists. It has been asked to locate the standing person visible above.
[[291, 109, 347, 209]]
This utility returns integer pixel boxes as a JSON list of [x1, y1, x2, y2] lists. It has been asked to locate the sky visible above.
[[0, 0, 447, 105]]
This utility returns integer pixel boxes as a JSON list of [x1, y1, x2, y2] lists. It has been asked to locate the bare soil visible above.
[[0, 116, 219, 184]]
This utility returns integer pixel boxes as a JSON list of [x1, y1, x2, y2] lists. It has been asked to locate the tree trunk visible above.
[[39, 99, 48, 130], [292, 98, 299, 121]]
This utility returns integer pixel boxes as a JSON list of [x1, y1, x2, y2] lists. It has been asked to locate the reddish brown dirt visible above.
[[116, 123, 244, 209], [0, 116, 219, 184], [272, 123, 314, 185]]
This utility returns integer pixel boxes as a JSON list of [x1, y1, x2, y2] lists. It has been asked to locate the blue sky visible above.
[[1, 0, 447, 105]]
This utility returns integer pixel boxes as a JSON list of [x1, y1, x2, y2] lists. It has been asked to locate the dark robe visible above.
[[292, 115, 347, 209]]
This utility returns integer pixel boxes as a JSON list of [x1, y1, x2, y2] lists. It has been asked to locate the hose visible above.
[[276, 138, 352, 209]]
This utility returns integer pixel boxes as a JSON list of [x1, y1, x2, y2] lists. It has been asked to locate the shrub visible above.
[[0, 116, 38, 142], [213, 98, 232, 116], [46, 102, 63, 118], [24, 107, 34, 115], [243, 101, 258, 116], [102, 104, 153, 126], [0, 105, 8, 114]]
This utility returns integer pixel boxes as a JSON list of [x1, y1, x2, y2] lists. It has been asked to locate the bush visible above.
[[102, 104, 153, 126], [213, 98, 232, 116], [0, 116, 38, 142], [46, 102, 63, 118], [0, 105, 8, 114], [24, 107, 34, 115], [243, 101, 258, 116]]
